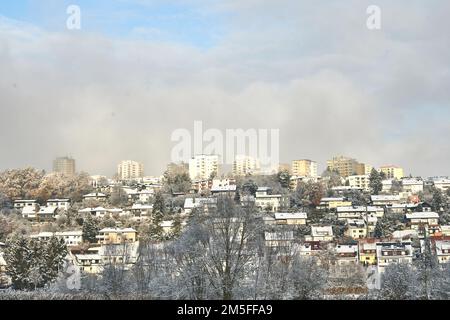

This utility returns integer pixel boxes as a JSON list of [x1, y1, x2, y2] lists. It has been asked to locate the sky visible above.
[[0, 0, 449, 177]]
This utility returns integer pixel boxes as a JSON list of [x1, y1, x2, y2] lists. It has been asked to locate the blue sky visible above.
[[0, 0, 225, 47]]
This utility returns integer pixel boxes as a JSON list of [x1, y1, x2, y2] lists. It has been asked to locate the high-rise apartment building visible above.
[[166, 162, 189, 176], [355, 163, 373, 176], [380, 165, 404, 180], [189, 155, 220, 180], [326, 155, 359, 177], [117, 160, 144, 180], [291, 159, 318, 177], [232, 155, 260, 176], [53, 157, 76, 176]]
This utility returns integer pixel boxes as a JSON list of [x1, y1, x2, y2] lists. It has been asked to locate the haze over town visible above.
[[1, 0, 450, 176]]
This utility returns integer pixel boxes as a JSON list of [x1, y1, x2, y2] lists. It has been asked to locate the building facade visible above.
[[53, 157, 76, 176], [189, 154, 220, 180], [291, 159, 318, 177], [117, 160, 144, 180]]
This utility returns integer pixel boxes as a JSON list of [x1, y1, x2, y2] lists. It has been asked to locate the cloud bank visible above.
[[0, 0, 449, 177]]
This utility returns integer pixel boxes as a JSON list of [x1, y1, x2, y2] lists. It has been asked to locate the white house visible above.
[[83, 192, 108, 202], [22, 205, 38, 220], [13, 200, 37, 210], [345, 219, 367, 239], [376, 242, 413, 272], [335, 244, 359, 265], [306, 226, 334, 242], [30, 231, 83, 246], [36, 206, 58, 221], [405, 212, 439, 228], [435, 240, 450, 264], [255, 188, 288, 212], [264, 231, 294, 247], [274, 212, 307, 225], [370, 195, 401, 206], [433, 178, 450, 192], [336, 206, 384, 220], [402, 178, 424, 194], [183, 197, 217, 214], [47, 198, 71, 211], [78, 207, 122, 218], [211, 179, 237, 195]]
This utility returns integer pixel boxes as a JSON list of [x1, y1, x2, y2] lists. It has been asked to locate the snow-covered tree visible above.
[[379, 263, 418, 300]]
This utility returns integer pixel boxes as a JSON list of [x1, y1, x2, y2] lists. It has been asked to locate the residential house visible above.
[[78, 207, 122, 218], [335, 244, 359, 266], [211, 178, 237, 195], [299, 241, 325, 257], [405, 212, 439, 230], [358, 240, 377, 265], [433, 178, 450, 192], [306, 226, 334, 242], [348, 175, 370, 192], [274, 212, 307, 225], [255, 188, 288, 212], [434, 239, 450, 264], [336, 206, 384, 220], [22, 205, 38, 220], [376, 242, 413, 272], [183, 197, 217, 214], [13, 200, 37, 210], [402, 178, 424, 194], [96, 228, 137, 245], [264, 231, 294, 247], [345, 219, 367, 239], [47, 198, 71, 211], [370, 195, 401, 207], [30, 231, 83, 247], [36, 206, 58, 222], [73, 254, 103, 274], [318, 197, 352, 210], [83, 192, 108, 202]]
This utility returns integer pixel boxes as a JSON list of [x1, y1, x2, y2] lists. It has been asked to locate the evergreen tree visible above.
[[369, 168, 383, 195], [277, 170, 291, 189], [172, 214, 183, 238], [373, 220, 384, 238], [82, 216, 99, 243], [4, 237, 33, 290], [430, 187, 447, 212]]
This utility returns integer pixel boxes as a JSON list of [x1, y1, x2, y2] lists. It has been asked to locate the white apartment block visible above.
[[402, 178, 424, 194], [348, 175, 370, 192], [232, 155, 260, 176], [189, 154, 219, 180], [433, 178, 450, 192], [117, 160, 144, 180], [376, 242, 413, 272]]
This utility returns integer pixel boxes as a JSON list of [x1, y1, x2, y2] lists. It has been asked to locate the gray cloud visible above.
[[0, 1, 449, 177]]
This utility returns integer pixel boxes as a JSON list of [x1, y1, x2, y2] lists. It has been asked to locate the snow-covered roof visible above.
[[336, 206, 381, 213], [131, 203, 153, 210], [402, 179, 423, 185], [362, 243, 376, 251], [78, 207, 107, 213], [47, 198, 70, 202], [99, 228, 136, 233], [320, 197, 345, 202], [160, 221, 174, 228], [347, 219, 366, 227], [335, 244, 358, 254], [30, 232, 54, 238], [14, 199, 37, 203], [392, 230, 418, 239], [38, 206, 57, 214], [22, 206, 37, 214], [184, 197, 216, 209], [264, 231, 294, 241], [83, 192, 107, 197], [75, 254, 102, 261], [371, 195, 400, 201], [435, 241, 450, 255], [405, 212, 439, 219], [211, 185, 237, 192], [311, 226, 333, 237], [274, 212, 307, 220], [56, 231, 83, 236]]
